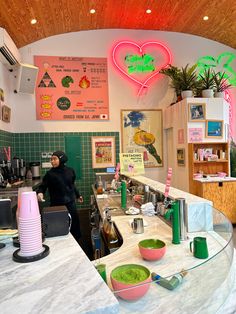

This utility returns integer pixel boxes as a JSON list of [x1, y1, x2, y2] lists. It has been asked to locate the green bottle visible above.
[[121, 180, 127, 210]]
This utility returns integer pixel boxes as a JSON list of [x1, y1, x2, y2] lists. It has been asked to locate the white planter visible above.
[[214, 91, 224, 98], [202, 89, 214, 98], [181, 90, 193, 99]]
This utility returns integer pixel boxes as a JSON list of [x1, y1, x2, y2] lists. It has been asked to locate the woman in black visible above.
[[37, 151, 83, 242]]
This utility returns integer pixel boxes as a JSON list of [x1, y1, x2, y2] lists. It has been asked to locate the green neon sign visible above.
[[197, 52, 236, 86], [125, 54, 155, 74]]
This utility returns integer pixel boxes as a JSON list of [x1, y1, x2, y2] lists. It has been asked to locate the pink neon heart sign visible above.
[[112, 41, 172, 95]]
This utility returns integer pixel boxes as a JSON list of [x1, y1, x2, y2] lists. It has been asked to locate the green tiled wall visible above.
[[0, 129, 120, 208], [0, 130, 13, 153]]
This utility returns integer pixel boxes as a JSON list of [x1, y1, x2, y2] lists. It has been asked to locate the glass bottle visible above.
[[103, 215, 111, 239], [97, 175, 103, 194]]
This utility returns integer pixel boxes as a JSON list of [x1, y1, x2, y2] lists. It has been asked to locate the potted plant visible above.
[[178, 64, 198, 99], [213, 71, 232, 98], [198, 68, 215, 98], [160, 65, 182, 101]]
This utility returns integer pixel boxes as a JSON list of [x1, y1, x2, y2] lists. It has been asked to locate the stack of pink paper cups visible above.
[[13, 191, 49, 262]]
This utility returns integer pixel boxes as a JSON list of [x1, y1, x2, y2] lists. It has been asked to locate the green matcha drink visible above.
[[111, 264, 150, 284]]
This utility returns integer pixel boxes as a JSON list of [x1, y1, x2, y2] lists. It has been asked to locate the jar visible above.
[[96, 176, 103, 194]]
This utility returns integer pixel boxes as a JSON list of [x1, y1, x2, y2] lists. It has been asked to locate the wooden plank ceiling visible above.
[[0, 0, 235, 49]]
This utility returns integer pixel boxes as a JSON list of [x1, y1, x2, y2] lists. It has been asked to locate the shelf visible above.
[[188, 142, 229, 195], [193, 160, 228, 164]]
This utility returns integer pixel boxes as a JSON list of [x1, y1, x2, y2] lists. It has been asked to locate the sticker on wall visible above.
[[112, 41, 172, 96]]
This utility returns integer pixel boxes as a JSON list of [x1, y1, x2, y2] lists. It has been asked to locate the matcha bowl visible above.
[[138, 239, 166, 261], [110, 264, 151, 300]]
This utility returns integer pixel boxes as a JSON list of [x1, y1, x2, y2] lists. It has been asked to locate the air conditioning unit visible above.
[[0, 27, 21, 66]]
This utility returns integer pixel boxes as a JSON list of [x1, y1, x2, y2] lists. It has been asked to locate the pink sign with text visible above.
[[34, 56, 109, 120], [188, 128, 203, 142]]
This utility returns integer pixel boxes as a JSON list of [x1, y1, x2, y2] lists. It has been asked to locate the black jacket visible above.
[[37, 165, 80, 206]]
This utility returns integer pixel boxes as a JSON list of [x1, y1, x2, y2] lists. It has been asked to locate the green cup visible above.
[[190, 236, 208, 259], [95, 263, 107, 283]]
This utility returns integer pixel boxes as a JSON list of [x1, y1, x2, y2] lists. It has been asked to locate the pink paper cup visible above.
[[19, 191, 40, 219]]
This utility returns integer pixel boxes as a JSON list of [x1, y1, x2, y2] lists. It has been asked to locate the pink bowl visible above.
[[110, 264, 151, 300], [138, 239, 166, 261]]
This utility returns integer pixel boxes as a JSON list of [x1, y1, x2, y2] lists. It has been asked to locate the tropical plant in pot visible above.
[[213, 71, 232, 98], [178, 64, 198, 99], [159, 64, 182, 101], [197, 68, 215, 98]]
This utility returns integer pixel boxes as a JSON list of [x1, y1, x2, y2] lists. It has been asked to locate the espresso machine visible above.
[[12, 157, 26, 180]]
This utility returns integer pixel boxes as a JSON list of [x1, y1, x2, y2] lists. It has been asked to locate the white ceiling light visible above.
[[203, 16, 209, 21], [90, 9, 96, 14], [31, 19, 37, 25], [146, 9, 152, 14]]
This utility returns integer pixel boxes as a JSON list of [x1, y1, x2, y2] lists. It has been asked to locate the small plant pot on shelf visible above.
[[214, 91, 224, 98], [202, 89, 214, 98], [181, 90, 193, 99]]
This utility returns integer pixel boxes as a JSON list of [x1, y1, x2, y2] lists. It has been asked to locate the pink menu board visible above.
[[34, 56, 109, 120]]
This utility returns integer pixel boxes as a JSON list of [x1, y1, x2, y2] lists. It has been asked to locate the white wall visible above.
[[1, 29, 236, 182]]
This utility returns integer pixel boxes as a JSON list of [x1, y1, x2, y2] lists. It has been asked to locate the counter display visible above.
[[92, 178, 236, 313], [1, 178, 236, 313], [0, 235, 119, 314]]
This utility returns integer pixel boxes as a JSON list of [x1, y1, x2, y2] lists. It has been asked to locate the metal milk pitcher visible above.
[[131, 218, 144, 234]]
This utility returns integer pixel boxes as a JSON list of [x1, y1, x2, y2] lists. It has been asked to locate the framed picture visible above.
[[206, 120, 223, 138], [188, 103, 206, 122], [91, 136, 116, 169], [0, 88, 4, 101], [121, 109, 163, 168], [2, 105, 11, 123], [177, 148, 185, 166]]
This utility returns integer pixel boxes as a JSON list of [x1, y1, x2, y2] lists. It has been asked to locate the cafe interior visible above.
[[0, 1, 236, 313]]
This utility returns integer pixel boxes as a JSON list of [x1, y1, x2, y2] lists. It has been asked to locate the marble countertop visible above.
[[0, 235, 119, 314], [126, 175, 213, 205], [93, 181, 236, 313], [96, 213, 236, 314], [195, 177, 236, 183]]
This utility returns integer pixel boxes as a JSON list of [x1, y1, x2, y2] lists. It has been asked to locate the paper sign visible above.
[[188, 128, 203, 142], [119, 153, 145, 176]]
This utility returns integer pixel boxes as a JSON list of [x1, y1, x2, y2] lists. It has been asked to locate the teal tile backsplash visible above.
[[0, 129, 120, 208]]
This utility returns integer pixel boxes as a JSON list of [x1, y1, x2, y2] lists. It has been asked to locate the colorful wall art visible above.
[[34, 56, 109, 121], [121, 109, 163, 168]]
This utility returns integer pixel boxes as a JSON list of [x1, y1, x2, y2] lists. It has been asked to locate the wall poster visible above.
[[91, 136, 116, 169], [34, 56, 109, 121], [121, 109, 163, 168]]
